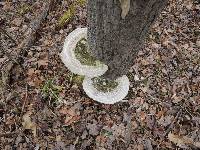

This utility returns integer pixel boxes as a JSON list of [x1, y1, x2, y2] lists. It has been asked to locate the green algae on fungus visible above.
[[83, 75, 130, 104], [61, 28, 108, 77], [92, 77, 119, 92], [74, 38, 102, 66]]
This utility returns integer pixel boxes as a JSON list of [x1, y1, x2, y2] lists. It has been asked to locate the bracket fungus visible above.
[[60, 28, 130, 104], [60, 28, 108, 77], [83, 75, 130, 104]]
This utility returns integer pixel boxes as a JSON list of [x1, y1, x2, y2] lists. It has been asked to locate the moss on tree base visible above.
[[74, 38, 118, 92], [74, 38, 102, 66]]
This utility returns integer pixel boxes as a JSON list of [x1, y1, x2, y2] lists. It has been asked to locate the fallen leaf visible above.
[[196, 40, 200, 47], [87, 121, 100, 136], [119, 0, 130, 19], [27, 68, 35, 76], [37, 58, 48, 67], [64, 115, 80, 126], [168, 132, 200, 148], [158, 115, 172, 127], [140, 111, 146, 122], [111, 123, 126, 137], [0, 57, 7, 63], [27, 68, 43, 87], [22, 112, 37, 137], [5, 115, 15, 125], [59, 105, 81, 126], [11, 18, 22, 26]]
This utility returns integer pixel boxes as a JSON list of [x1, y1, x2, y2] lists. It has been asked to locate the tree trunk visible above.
[[87, 0, 168, 80]]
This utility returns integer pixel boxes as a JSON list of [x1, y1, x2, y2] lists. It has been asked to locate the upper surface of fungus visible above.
[[83, 75, 130, 104], [60, 28, 108, 77]]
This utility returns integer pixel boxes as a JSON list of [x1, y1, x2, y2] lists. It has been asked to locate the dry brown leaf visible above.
[[59, 107, 76, 116], [168, 133, 188, 147], [22, 112, 37, 137], [171, 94, 182, 103], [27, 76, 43, 87], [56, 135, 62, 142], [0, 57, 7, 63], [5, 116, 15, 125], [27, 68, 35, 76], [11, 18, 22, 26], [64, 115, 80, 126], [59, 106, 80, 126], [37, 58, 48, 67], [27, 68, 43, 87], [140, 111, 146, 122], [168, 132, 200, 148], [96, 135, 107, 145], [2, 2, 11, 10], [87, 122, 100, 136], [196, 40, 200, 47], [111, 124, 126, 137]]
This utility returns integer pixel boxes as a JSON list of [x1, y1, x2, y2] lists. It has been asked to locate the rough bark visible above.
[[87, 0, 168, 80]]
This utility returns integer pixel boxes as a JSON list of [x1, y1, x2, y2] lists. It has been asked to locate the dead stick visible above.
[[1, 0, 53, 90], [20, 84, 28, 118], [0, 132, 19, 138], [163, 109, 182, 137], [125, 106, 134, 146]]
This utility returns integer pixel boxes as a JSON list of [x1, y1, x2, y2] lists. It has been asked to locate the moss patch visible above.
[[74, 38, 101, 66], [58, 0, 86, 27], [92, 77, 119, 92]]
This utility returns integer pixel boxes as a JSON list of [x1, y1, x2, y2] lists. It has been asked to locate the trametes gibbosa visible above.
[[60, 28, 129, 104]]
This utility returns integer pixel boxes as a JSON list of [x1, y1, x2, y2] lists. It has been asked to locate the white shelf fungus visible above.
[[60, 28, 130, 104], [83, 75, 130, 104], [60, 28, 108, 77]]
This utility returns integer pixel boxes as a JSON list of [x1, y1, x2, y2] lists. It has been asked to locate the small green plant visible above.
[[58, 4, 76, 27], [18, 4, 32, 15], [58, 0, 86, 27], [92, 77, 119, 92], [66, 73, 84, 85], [101, 129, 113, 137], [42, 79, 64, 100], [127, 72, 134, 82]]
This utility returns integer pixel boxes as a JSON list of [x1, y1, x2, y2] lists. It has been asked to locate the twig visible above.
[[20, 84, 28, 118], [125, 106, 134, 146]]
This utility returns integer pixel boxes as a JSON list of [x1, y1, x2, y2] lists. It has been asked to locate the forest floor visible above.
[[0, 0, 200, 149]]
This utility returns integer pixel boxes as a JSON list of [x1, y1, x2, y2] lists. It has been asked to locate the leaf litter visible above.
[[0, 0, 200, 149]]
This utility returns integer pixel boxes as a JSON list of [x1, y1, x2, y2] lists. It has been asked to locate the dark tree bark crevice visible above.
[[87, 0, 168, 80]]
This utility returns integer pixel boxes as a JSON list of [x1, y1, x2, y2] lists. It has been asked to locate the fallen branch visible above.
[[163, 109, 182, 137], [1, 0, 53, 96], [125, 106, 134, 146], [0, 131, 19, 138]]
